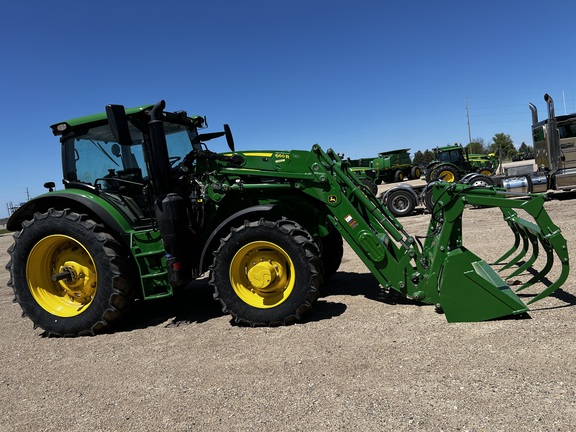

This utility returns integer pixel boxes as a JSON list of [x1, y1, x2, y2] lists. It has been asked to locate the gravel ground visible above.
[[1, 196, 575, 431]]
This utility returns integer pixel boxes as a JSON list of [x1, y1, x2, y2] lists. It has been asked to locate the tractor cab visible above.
[[50, 103, 233, 228], [53, 105, 204, 189]]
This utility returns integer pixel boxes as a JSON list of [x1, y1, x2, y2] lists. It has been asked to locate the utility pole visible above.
[[466, 98, 473, 152]]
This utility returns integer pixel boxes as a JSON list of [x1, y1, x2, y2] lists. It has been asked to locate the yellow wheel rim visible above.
[[479, 169, 492, 176], [26, 235, 97, 317], [229, 241, 295, 308], [438, 170, 455, 182]]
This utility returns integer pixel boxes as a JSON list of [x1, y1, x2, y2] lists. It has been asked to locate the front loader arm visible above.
[[301, 146, 430, 300], [301, 146, 569, 322]]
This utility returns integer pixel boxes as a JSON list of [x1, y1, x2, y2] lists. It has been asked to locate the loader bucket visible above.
[[438, 248, 529, 322]]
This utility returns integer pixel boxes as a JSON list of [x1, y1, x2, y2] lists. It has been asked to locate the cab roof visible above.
[[50, 104, 205, 136], [51, 104, 154, 136]]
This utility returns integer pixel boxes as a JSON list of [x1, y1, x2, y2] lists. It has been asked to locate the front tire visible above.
[[210, 219, 322, 326], [318, 228, 344, 282], [6, 209, 135, 336], [468, 174, 494, 188]]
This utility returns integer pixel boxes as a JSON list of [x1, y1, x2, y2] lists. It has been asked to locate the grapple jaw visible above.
[[421, 182, 569, 322], [495, 206, 570, 304]]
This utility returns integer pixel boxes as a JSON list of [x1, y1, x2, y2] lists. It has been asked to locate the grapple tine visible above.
[[504, 196, 570, 304], [498, 222, 530, 272], [492, 219, 521, 265], [492, 208, 520, 265], [505, 230, 539, 280], [526, 234, 570, 304], [516, 239, 554, 292], [527, 263, 569, 304]]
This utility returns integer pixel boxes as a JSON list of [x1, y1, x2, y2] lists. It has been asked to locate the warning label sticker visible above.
[[344, 214, 358, 229]]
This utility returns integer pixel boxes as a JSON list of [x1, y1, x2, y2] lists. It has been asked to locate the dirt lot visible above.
[[1, 196, 575, 431]]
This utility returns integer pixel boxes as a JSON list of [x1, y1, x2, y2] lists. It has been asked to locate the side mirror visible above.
[[106, 104, 133, 147], [224, 124, 235, 152], [196, 124, 236, 152]]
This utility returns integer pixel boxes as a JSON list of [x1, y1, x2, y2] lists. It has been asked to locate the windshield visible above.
[[63, 122, 198, 186], [558, 123, 576, 139], [437, 149, 463, 164]]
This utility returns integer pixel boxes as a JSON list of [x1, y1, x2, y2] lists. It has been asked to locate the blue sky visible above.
[[1, 0, 575, 218]]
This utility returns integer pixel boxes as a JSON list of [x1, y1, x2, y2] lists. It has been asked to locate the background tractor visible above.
[[425, 144, 494, 183], [5, 101, 569, 335]]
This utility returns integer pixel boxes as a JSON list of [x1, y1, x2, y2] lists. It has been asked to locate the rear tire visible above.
[[360, 177, 378, 195], [431, 164, 459, 183], [386, 188, 416, 217], [210, 219, 322, 326], [6, 209, 135, 336], [423, 182, 438, 214], [410, 166, 422, 180], [394, 170, 405, 182], [476, 167, 493, 176]]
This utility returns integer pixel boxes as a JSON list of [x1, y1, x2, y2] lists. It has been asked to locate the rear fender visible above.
[[6, 191, 134, 244]]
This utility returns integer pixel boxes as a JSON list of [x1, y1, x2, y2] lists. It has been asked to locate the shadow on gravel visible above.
[[505, 262, 576, 310], [523, 288, 576, 312], [322, 271, 423, 306], [113, 276, 355, 332], [114, 281, 222, 333], [107, 263, 575, 334]]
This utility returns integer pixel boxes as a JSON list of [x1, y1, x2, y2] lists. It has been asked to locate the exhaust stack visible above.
[[544, 93, 561, 170], [529, 102, 538, 125]]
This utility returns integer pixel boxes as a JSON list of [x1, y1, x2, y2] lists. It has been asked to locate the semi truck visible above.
[[383, 92, 576, 217], [493, 93, 576, 194]]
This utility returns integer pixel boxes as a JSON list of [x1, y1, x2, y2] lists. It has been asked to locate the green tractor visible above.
[[425, 144, 495, 183], [5, 101, 569, 335], [347, 149, 421, 193]]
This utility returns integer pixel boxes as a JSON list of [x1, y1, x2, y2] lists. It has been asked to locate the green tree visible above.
[[413, 149, 435, 166], [467, 137, 488, 154], [413, 150, 425, 165], [489, 133, 517, 160], [518, 141, 534, 159]]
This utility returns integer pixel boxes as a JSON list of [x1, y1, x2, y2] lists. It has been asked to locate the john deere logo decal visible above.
[[328, 195, 337, 203]]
